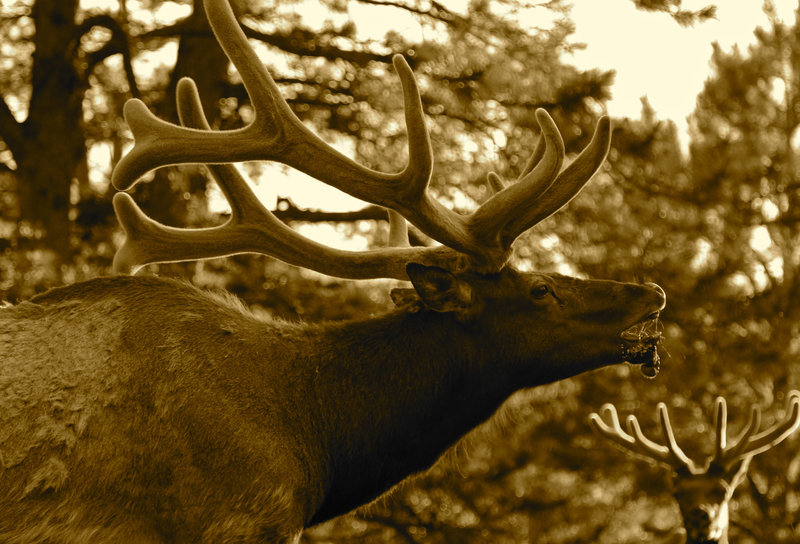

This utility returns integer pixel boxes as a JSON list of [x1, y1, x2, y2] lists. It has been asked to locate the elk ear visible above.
[[405, 263, 472, 313], [390, 288, 423, 311]]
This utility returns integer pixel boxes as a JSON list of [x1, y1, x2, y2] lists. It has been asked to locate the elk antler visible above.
[[591, 394, 800, 543], [112, 0, 611, 278], [590, 402, 698, 473], [589, 392, 800, 475], [712, 391, 800, 471], [112, 79, 461, 278]]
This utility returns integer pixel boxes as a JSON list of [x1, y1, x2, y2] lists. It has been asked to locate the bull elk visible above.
[[590, 393, 800, 543], [0, 0, 666, 541]]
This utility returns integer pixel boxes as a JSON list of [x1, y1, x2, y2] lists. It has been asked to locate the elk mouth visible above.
[[620, 311, 663, 378]]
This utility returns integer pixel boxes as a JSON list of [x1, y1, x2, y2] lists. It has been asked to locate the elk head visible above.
[[109, 0, 665, 380], [590, 393, 800, 544]]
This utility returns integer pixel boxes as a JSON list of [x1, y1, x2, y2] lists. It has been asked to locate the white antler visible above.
[[112, 0, 611, 278], [590, 392, 800, 476], [589, 403, 698, 473], [591, 393, 800, 544], [713, 391, 800, 470]]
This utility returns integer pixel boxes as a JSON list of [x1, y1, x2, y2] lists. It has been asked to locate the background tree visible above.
[[629, 0, 716, 25], [0, 0, 128, 258], [548, 3, 800, 541]]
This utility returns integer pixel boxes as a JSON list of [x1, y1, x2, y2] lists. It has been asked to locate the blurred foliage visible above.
[[5, 0, 800, 543], [629, 0, 717, 26]]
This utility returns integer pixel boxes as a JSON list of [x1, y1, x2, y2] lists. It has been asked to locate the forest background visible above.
[[1, 0, 800, 541]]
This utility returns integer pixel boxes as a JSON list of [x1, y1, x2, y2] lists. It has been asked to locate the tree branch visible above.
[[75, 14, 140, 97], [0, 95, 23, 160], [133, 19, 195, 40], [241, 24, 395, 66], [133, 17, 396, 67], [273, 198, 427, 246], [353, 0, 463, 26], [630, 0, 716, 26]]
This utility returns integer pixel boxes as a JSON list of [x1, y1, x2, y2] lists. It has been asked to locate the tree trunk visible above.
[[0, 0, 230, 259], [6, 0, 85, 259], [137, 0, 229, 227]]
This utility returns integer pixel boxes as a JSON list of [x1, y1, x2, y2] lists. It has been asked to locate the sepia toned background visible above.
[[2, 0, 800, 541]]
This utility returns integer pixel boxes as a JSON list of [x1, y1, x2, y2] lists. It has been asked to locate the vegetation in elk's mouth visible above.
[[620, 314, 663, 378]]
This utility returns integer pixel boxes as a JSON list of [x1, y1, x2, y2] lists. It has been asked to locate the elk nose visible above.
[[644, 282, 667, 310]]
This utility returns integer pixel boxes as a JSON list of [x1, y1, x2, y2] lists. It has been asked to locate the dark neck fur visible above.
[[308, 309, 519, 523]]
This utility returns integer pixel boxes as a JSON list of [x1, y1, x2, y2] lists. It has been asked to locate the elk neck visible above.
[[303, 306, 530, 523]]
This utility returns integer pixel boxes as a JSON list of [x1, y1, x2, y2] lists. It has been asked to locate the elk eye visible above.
[[530, 284, 551, 299]]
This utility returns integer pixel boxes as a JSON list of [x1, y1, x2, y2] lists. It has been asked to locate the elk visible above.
[[1, 0, 666, 542], [590, 393, 800, 544]]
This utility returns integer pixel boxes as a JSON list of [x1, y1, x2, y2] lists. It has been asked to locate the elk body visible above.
[[1, 0, 665, 542], [3, 268, 663, 543]]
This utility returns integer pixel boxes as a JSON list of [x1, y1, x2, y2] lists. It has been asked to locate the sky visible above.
[[568, 0, 797, 146], [314, 0, 798, 144], [91, 0, 798, 133]]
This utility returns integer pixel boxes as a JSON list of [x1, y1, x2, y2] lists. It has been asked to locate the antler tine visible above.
[[496, 116, 611, 247], [624, 414, 670, 458], [714, 396, 728, 459], [656, 402, 696, 470], [387, 210, 410, 247], [591, 402, 699, 472], [111, 0, 612, 274], [173, 79, 265, 223], [113, 77, 461, 279], [589, 404, 641, 451], [467, 110, 564, 245], [470, 113, 612, 250], [715, 406, 761, 459], [486, 172, 506, 193], [519, 125, 548, 178], [719, 391, 800, 468], [590, 404, 695, 471]]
